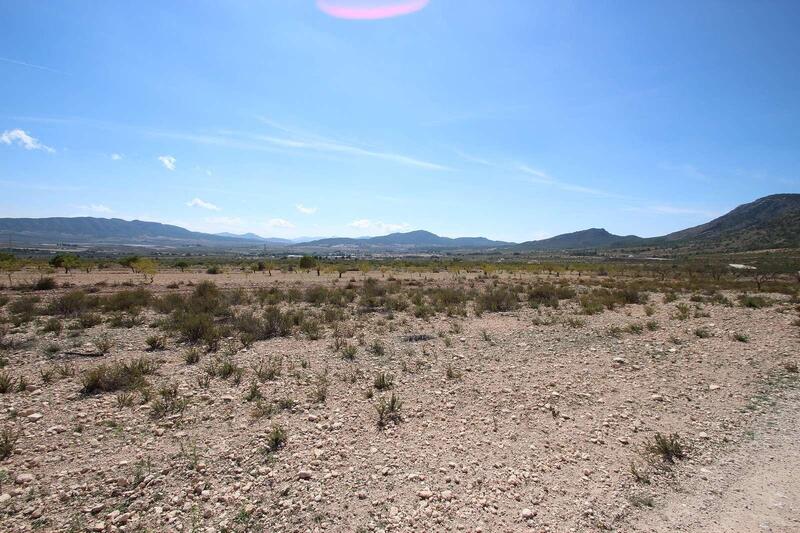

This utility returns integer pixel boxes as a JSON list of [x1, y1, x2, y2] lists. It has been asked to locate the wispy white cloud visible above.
[[255, 116, 450, 171], [186, 198, 220, 211], [0, 56, 63, 74], [0, 129, 54, 152], [267, 218, 295, 229], [348, 219, 411, 233], [663, 163, 710, 182], [77, 204, 113, 214], [158, 155, 176, 170], [206, 216, 244, 226], [517, 164, 622, 198], [295, 203, 317, 215], [110, 153, 123, 161], [453, 149, 494, 167], [623, 205, 719, 218]]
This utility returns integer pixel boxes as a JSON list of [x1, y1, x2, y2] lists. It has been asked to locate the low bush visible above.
[[80, 357, 160, 395]]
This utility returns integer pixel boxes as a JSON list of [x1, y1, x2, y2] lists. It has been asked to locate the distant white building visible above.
[[728, 263, 756, 270]]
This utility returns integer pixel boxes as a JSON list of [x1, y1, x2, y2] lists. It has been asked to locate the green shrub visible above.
[[102, 288, 152, 312], [50, 290, 92, 317], [41, 317, 63, 334], [80, 357, 160, 395], [33, 277, 57, 291], [738, 294, 771, 309], [475, 286, 518, 313]]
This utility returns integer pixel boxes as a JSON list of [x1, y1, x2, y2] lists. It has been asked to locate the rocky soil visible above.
[[0, 271, 798, 532]]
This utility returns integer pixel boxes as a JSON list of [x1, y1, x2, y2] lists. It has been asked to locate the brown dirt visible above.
[[0, 271, 798, 532]]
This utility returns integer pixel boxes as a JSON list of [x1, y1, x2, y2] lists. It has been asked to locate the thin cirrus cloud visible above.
[[267, 218, 295, 229], [148, 118, 451, 171], [295, 203, 318, 215], [0, 129, 54, 152], [110, 153, 123, 161], [186, 198, 221, 211], [0, 56, 64, 74], [624, 205, 719, 218], [453, 149, 624, 199], [348, 219, 411, 233], [317, 0, 429, 20], [158, 155, 176, 170], [78, 204, 113, 214]]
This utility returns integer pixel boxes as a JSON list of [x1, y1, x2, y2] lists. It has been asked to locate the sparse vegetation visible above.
[[647, 433, 686, 464]]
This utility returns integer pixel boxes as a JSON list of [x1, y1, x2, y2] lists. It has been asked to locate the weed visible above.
[[145, 335, 167, 351], [253, 357, 281, 381], [646, 433, 686, 463], [245, 382, 263, 402], [0, 371, 14, 393], [95, 335, 113, 354], [370, 339, 386, 356], [41, 317, 63, 334], [376, 392, 403, 428], [674, 303, 691, 320], [629, 462, 650, 484], [265, 425, 287, 453], [39, 367, 54, 385], [150, 383, 188, 419], [116, 391, 135, 408], [0, 427, 18, 460], [184, 347, 201, 365], [374, 372, 394, 390], [341, 344, 357, 360], [738, 294, 772, 309], [733, 332, 749, 343], [445, 364, 462, 380], [694, 327, 711, 339]]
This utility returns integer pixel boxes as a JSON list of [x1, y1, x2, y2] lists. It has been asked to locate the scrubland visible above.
[[0, 264, 798, 532]]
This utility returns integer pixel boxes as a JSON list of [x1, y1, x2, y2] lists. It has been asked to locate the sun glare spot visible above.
[[317, 0, 429, 20]]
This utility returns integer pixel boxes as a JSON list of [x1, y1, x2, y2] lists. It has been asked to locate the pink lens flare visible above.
[[317, 0, 429, 20]]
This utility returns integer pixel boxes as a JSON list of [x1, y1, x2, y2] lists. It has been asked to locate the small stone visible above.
[[26, 413, 44, 422], [298, 469, 312, 480], [521, 508, 535, 519], [15, 473, 34, 484], [417, 489, 434, 500]]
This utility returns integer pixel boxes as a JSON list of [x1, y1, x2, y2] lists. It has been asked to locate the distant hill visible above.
[[512, 228, 644, 251], [659, 193, 800, 251], [215, 232, 292, 244], [0, 217, 257, 247], [297, 230, 512, 250], [1, 194, 798, 253]]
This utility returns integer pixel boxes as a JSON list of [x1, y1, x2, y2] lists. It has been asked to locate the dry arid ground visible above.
[[0, 268, 798, 532]]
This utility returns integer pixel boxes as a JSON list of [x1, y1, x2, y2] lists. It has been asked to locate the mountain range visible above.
[[1, 194, 798, 253]]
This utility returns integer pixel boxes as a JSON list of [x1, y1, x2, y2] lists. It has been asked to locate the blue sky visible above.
[[1, 0, 798, 242]]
